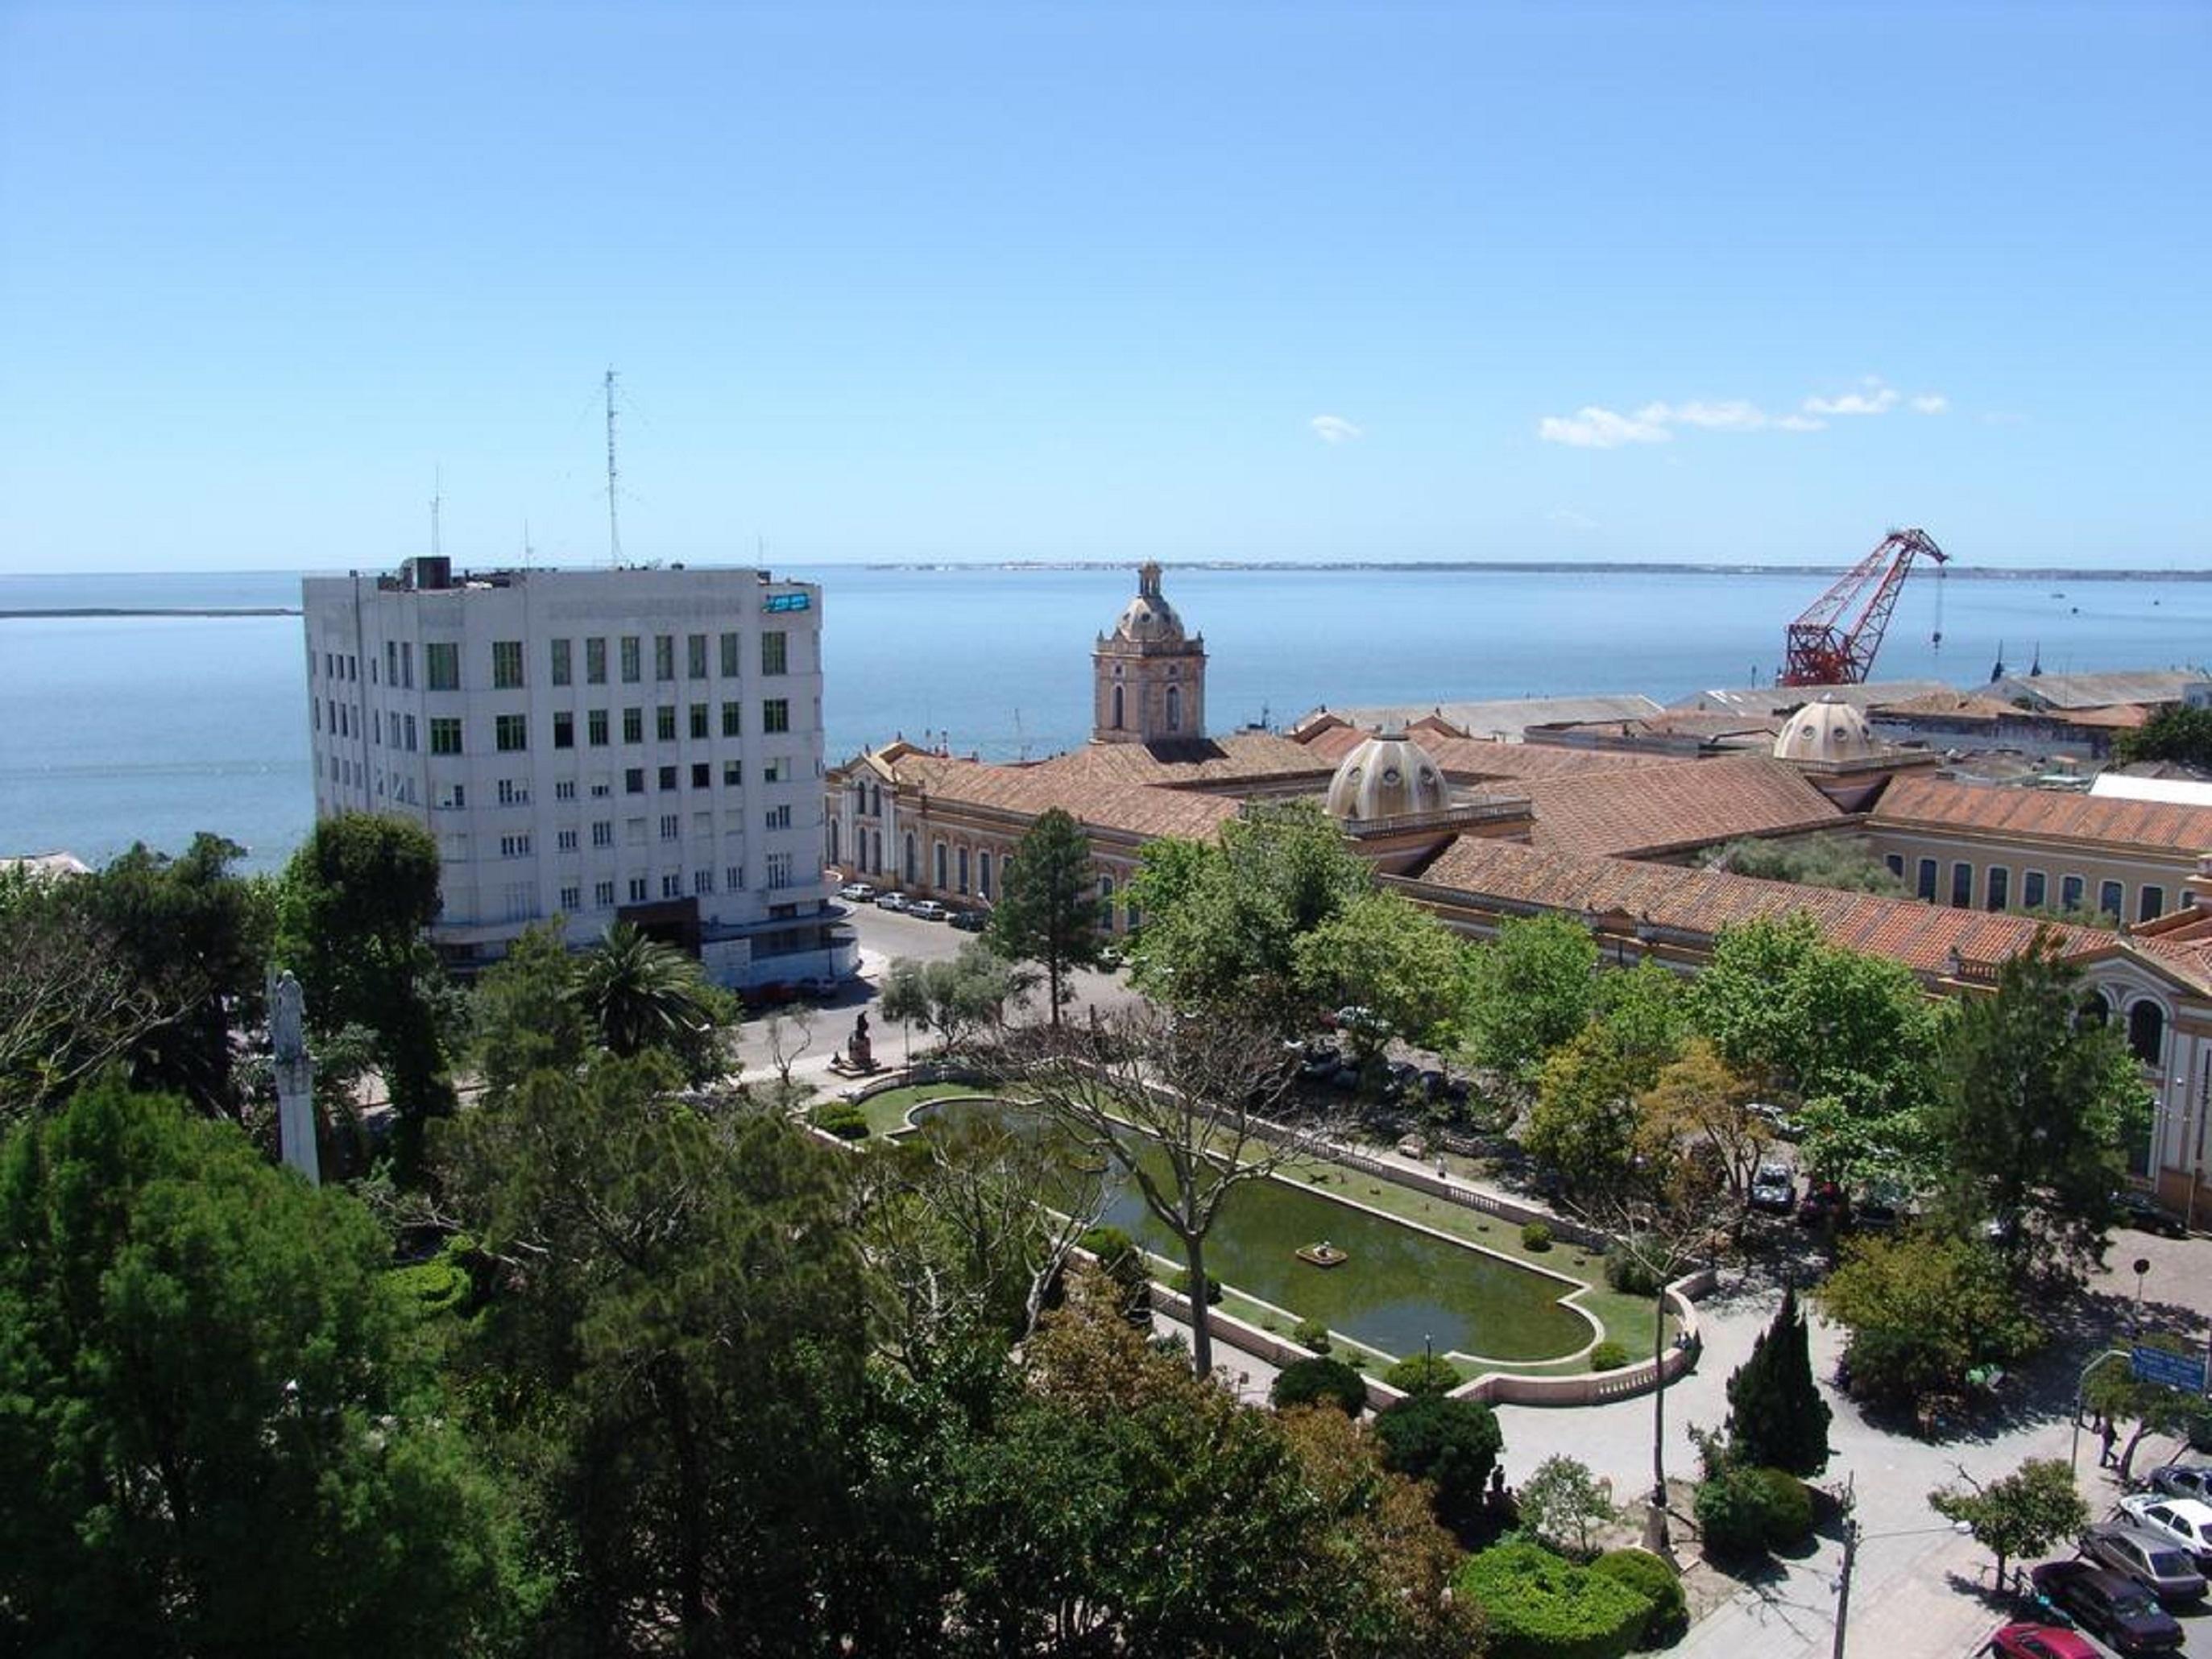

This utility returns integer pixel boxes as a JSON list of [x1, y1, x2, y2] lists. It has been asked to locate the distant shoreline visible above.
[[861, 561, 2212, 581], [0, 606, 301, 619]]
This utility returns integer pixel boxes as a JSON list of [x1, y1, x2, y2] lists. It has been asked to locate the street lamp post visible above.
[[1832, 1510, 1973, 1659], [2070, 1347, 2131, 1475]]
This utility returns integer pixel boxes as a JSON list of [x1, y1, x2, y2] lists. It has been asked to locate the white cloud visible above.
[[1547, 507, 1600, 531], [1537, 407, 1671, 448], [1774, 412, 1828, 432], [1804, 377, 1901, 416], [1910, 394, 1949, 415], [1640, 399, 1769, 432], [1309, 415, 1363, 444]]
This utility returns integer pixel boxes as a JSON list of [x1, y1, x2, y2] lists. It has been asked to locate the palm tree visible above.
[[570, 922, 723, 1064]]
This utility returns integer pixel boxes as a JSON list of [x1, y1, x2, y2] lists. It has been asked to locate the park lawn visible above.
[[853, 1081, 984, 1137]]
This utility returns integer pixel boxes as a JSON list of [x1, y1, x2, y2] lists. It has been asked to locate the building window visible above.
[[592, 820, 614, 847], [1112, 685, 1125, 729], [404, 714, 417, 751], [723, 759, 743, 786], [586, 636, 607, 684], [588, 709, 610, 747], [594, 879, 615, 907], [720, 631, 740, 676], [654, 705, 675, 743], [658, 764, 678, 791], [767, 851, 795, 889], [553, 712, 575, 749], [763, 756, 787, 784], [660, 814, 680, 841], [661, 873, 681, 899], [1950, 862, 1972, 908], [689, 702, 709, 740], [691, 761, 710, 788], [687, 633, 707, 678], [903, 834, 917, 884], [385, 640, 397, 683], [628, 876, 648, 903], [551, 638, 573, 686], [2061, 874, 2086, 912], [1166, 685, 1182, 732], [623, 707, 644, 744], [400, 641, 413, 687], [560, 884, 581, 912], [429, 717, 463, 755], [2023, 871, 2047, 909], [557, 828, 579, 852], [934, 842, 948, 890], [625, 767, 645, 794], [763, 697, 790, 733], [761, 631, 788, 675], [2141, 885, 2165, 922], [620, 635, 641, 683], [492, 640, 524, 689], [1985, 867, 2009, 912], [497, 777, 528, 805], [555, 779, 576, 801], [720, 701, 742, 738], [727, 864, 745, 891], [654, 635, 675, 681], [1883, 854, 1904, 879], [957, 846, 969, 894], [2099, 880, 2124, 921], [979, 850, 993, 898], [766, 804, 792, 831], [2128, 1001, 2167, 1066], [495, 714, 528, 752], [426, 641, 460, 690], [499, 833, 532, 858]]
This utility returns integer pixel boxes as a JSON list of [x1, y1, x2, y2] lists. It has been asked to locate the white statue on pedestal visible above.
[[268, 969, 319, 1185]]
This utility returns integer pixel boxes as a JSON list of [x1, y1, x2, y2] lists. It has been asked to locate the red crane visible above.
[[1779, 527, 1948, 686]]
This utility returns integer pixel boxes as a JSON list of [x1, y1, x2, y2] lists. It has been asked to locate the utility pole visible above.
[[604, 366, 623, 568], [1831, 1514, 1858, 1659]]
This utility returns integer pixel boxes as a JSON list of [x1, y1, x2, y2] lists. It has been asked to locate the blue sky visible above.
[[2, 1, 2205, 573]]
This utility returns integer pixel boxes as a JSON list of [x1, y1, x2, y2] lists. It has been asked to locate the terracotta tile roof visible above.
[[1517, 753, 1847, 858], [2055, 704, 2152, 730], [1030, 732, 1334, 788], [1296, 722, 1680, 782], [898, 756, 1244, 842], [1870, 775, 2212, 854], [1412, 837, 2109, 977]]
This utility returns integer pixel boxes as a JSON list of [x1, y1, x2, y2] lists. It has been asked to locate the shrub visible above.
[[1385, 1352, 1460, 1396], [1522, 1221, 1554, 1251], [811, 1105, 869, 1140], [1604, 1239, 1664, 1296], [1079, 1225, 1152, 1324], [1376, 1395, 1503, 1533], [1744, 1467, 1813, 1548], [1694, 1465, 1812, 1558], [1518, 1454, 1615, 1557], [387, 1256, 470, 1316], [1292, 1317, 1332, 1354], [1456, 1540, 1653, 1659], [1169, 1268, 1224, 1305], [1272, 1356, 1368, 1417], [1589, 1340, 1631, 1372], [1591, 1549, 1687, 1648]]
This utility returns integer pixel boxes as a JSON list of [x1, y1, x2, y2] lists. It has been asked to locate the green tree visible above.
[[1456, 1539, 1652, 1659], [2112, 703, 2212, 769], [1518, 1454, 1617, 1558], [985, 807, 1105, 1028], [1930, 933, 2149, 1281], [1722, 1285, 1832, 1475], [0, 867, 170, 1123], [275, 812, 454, 1168], [877, 942, 1030, 1053], [1699, 833, 1906, 895], [1815, 1231, 2044, 1408], [2083, 1334, 2210, 1481], [1525, 983, 1688, 1202], [1292, 887, 1468, 1057], [1460, 913, 1599, 1086], [567, 920, 732, 1078], [470, 919, 591, 1103], [1373, 1394, 1506, 1536], [1928, 1458, 2087, 1584], [0, 1079, 534, 1656], [1126, 801, 1371, 1032], [1640, 1038, 1770, 1201]]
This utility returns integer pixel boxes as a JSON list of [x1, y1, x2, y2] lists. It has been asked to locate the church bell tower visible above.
[[1092, 562, 1207, 745]]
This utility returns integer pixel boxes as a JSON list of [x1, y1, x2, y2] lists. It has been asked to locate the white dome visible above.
[[1325, 730, 1452, 822], [1773, 693, 1881, 765]]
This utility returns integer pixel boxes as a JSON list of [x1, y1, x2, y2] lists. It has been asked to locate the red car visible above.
[[1987, 1624, 2100, 1659]]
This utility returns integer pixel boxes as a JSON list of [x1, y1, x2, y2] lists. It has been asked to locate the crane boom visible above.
[[1780, 527, 1947, 686]]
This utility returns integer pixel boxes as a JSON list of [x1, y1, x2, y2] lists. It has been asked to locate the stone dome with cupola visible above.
[[1111, 561, 1189, 644], [1325, 730, 1452, 823], [1092, 562, 1207, 745], [1772, 693, 1882, 766]]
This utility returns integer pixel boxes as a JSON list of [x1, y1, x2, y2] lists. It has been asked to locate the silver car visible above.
[[2118, 1495, 2212, 1571], [2081, 1520, 2208, 1604]]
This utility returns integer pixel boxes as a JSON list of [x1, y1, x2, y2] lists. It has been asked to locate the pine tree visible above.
[[985, 808, 1104, 1028], [1724, 1285, 1831, 1475]]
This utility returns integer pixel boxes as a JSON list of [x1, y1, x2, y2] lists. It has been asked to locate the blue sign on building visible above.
[[2131, 1345, 2210, 1394]]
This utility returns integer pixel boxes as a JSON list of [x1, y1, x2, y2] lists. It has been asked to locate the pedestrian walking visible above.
[[2099, 1417, 2119, 1468]]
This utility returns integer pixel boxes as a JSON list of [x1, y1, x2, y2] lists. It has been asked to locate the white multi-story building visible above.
[[303, 556, 851, 989]]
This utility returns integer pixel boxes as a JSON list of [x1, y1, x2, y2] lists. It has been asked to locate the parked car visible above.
[[2114, 1190, 2189, 1239], [1748, 1163, 1796, 1214], [874, 892, 910, 912], [2079, 1520, 2207, 1604], [1986, 1624, 2101, 1659], [2117, 1496, 2212, 1570], [838, 881, 878, 902], [907, 900, 951, 922], [2148, 1464, 2212, 1503], [948, 907, 988, 933], [1330, 1005, 1388, 1039], [1986, 1624, 2102, 1659], [1749, 1102, 1804, 1142], [2029, 1560, 2184, 1653], [1797, 1179, 1848, 1228]]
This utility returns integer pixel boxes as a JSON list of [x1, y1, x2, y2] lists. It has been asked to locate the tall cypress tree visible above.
[[985, 808, 1104, 1028], [1724, 1285, 1831, 1475]]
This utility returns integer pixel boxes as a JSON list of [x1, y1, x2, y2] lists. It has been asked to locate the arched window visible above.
[[979, 850, 993, 899], [903, 834, 917, 884], [870, 784, 881, 817], [934, 842, 948, 891], [2128, 1001, 2167, 1067], [1166, 685, 1182, 732], [957, 846, 970, 894], [1112, 685, 1125, 730], [828, 818, 840, 866]]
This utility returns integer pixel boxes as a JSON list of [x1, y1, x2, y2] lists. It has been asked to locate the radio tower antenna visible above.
[[431, 466, 443, 557], [604, 367, 623, 568]]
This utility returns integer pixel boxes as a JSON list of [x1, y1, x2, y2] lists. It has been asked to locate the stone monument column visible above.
[[268, 969, 319, 1185]]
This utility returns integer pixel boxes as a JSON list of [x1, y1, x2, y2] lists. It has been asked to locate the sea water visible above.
[[2, 565, 2206, 870]]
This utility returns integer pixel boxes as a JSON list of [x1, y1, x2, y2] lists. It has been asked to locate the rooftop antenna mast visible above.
[[431, 466, 443, 558], [604, 367, 623, 568]]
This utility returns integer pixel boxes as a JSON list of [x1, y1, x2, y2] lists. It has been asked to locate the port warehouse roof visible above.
[[1294, 693, 1667, 743], [1990, 669, 2206, 710], [1667, 680, 1953, 719], [1869, 774, 2212, 855]]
